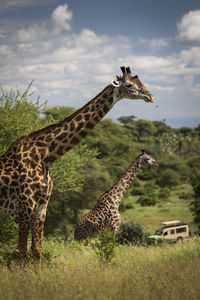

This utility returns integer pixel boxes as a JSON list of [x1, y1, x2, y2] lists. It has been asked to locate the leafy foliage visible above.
[[119, 202, 133, 212], [158, 187, 171, 199], [0, 216, 18, 246], [91, 228, 116, 262], [137, 195, 157, 206], [156, 168, 180, 187], [130, 186, 146, 195], [116, 221, 149, 245], [50, 144, 96, 193], [0, 82, 49, 155]]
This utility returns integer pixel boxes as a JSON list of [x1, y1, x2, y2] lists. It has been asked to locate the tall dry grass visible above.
[[0, 238, 200, 300]]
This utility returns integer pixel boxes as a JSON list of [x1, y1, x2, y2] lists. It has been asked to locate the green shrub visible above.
[[0, 248, 54, 268], [119, 202, 133, 212], [179, 192, 193, 200], [91, 228, 116, 262], [137, 195, 156, 206], [187, 156, 200, 170], [130, 187, 145, 195], [144, 181, 157, 188], [131, 178, 141, 187], [158, 187, 171, 199], [116, 221, 149, 245], [0, 216, 18, 246], [156, 168, 180, 187], [159, 155, 190, 178], [138, 171, 154, 181], [143, 186, 155, 194]]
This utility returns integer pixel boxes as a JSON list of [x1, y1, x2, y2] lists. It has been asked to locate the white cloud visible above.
[[50, 4, 73, 32], [0, 0, 58, 12], [17, 24, 48, 42], [139, 38, 170, 51], [177, 10, 200, 44], [149, 85, 175, 92], [180, 47, 200, 68], [17, 4, 72, 42]]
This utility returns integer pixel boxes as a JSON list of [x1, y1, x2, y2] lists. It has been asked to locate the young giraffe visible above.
[[0, 66, 154, 263], [74, 150, 158, 241]]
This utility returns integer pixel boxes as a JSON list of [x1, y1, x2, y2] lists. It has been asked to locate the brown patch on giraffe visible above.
[[56, 133, 66, 141], [76, 122, 84, 132], [56, 145, 65, 156], [49, 141, 57, 152]]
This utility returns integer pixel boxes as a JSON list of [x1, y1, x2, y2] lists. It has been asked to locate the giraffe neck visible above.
[[9, 84, 120, 165], [104, 157, 143, 208]]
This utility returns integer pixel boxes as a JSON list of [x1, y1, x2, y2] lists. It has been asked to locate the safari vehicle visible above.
[[150, 220, 190, 242]]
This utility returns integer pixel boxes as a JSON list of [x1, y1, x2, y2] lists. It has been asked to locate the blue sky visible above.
[[0, 0, 200, 128]]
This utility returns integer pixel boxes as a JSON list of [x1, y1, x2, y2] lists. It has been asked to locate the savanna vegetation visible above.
[[1, 85, 200, 299]]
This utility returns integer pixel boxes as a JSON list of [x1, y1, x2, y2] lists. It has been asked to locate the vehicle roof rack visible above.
[[162, 220, 180, 225]]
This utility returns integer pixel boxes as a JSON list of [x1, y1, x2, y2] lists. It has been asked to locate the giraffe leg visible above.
[[31, 207, 47, 264], [16, 218, 30, 264]]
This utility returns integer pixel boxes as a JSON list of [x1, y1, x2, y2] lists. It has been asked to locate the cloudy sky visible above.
[[0, 0, 200, 128]]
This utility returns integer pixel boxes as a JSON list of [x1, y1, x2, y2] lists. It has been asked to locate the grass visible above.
[[0, 183, 198, 299], [0, 238, 200, 300]]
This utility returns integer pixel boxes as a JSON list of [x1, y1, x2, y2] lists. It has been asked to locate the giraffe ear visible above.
[[111, 80, 120, 87]]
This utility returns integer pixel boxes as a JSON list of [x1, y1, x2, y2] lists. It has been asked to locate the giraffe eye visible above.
[[125, 83, 132, 88]]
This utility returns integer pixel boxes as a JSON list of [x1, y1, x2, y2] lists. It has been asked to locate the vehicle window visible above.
[[155, 230, 163, 236], [163, 231, 168, 236], [170, 229, 175, 234], [176, 227, 186, 233]]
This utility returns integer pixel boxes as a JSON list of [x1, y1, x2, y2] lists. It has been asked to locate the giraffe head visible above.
[[111, 66, 154, 103], [139, 149, 159, 167]]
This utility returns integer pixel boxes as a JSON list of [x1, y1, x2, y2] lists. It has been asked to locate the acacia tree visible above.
[[0, 82, 50, 155], [117, 115, 137, 125]]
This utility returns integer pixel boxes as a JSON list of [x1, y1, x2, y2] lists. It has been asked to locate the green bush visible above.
[[116, 222, 149, 245], [131, 178, 141, 187], [179, 192, 193, 200], [119, 202, 133, 212], [158, 187, 171, 199], [156, 168, 180, 187], [0, 248, 53, 268], [144, 181, 157, 188], [130, 187, 145, 195], [91, 228, 116, 262], [143, 186, 155, 194], [0, 216, 18, 246], [137, 195, 156, 206], [187, 156, 200, 170], [138, 171, 154, 181]]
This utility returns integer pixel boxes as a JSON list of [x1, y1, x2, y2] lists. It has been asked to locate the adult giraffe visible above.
[[0, 66, 154, 263]]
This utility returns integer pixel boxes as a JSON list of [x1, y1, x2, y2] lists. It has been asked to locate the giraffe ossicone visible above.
[[0, 66, 154, 263], [74, 150, 158, 241]]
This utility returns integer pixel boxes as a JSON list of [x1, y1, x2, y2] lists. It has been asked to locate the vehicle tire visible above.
[[177, 236, 183, 243]]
